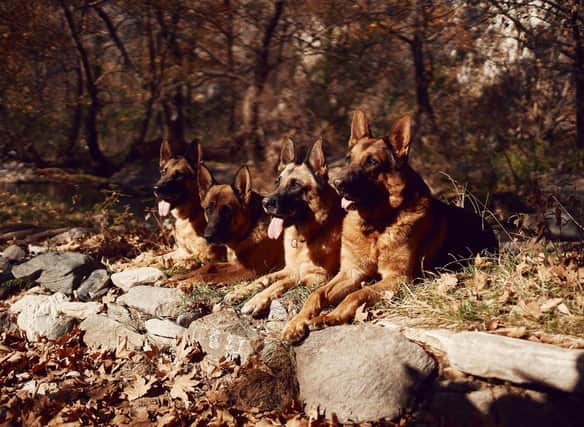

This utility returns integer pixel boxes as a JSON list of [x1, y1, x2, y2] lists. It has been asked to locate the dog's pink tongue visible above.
[[158, 200, 171, 217], [268, 217, 284, 240], [341, 197, 354, 211]]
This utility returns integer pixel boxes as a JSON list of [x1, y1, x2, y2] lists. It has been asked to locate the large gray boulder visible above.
[[11, 252, 102, 295], [117, 285, 183, 318], [9, 293, 75, 341], [294, 325, 436, 423]]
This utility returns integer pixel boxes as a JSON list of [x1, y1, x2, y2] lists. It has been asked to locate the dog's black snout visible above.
[[262, 197, 276, 211]]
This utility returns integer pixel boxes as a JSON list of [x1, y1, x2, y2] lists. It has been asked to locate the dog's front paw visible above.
[[282, 318, 309, 344], [223, 288, 248, 305], [241, 293, 271, 318]]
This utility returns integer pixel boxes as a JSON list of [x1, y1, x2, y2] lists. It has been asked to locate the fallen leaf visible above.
[[493, 326, 527, 338], [124, 376, 156, 401], [169, 371, 199, 405], [485, 319, 499, 331], [513, 300, 541, 319], [473, 271, 489, 291], [436, 273, 458, 295], [557, 303, 572, 316], [354, 303, 369, 323], [539, 298, 563, 313]]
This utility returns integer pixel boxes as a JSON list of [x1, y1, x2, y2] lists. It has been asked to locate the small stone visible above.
[[76, 269, 110, 301], [117, 285, 183, 318], [12, 252, 102, 295], [294, 325, 436, 423], [105, 303, 132, 324], [185, 309, 263, 363], [27, 245, 48, 256], [268, 299, 288, 321], [111, 267, 165, 292], [145, 318, 185, 339], [176, 312, 203, 328], [2, 245, 25, 262], [79, 314, 144, 351], [9, 293, 75, 341]]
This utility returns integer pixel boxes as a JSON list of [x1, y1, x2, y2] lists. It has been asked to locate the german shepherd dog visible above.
[[192, 164, 285, 282], [224, 138, 346, 317], [282, 110, 498, 343], [154, 140, 225, 263]]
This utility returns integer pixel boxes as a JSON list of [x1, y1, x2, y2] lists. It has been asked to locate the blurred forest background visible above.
[[0, 0, 583, 205]]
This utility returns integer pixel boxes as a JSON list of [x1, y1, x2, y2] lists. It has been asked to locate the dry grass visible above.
[[375, 241, 584, 338]]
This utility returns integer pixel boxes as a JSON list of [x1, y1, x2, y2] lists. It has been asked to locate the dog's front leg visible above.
[[282, 269, 365, 344], [311, 274, 403, 327], [223, 269, 289, 305], [241, 272, 326, 318]]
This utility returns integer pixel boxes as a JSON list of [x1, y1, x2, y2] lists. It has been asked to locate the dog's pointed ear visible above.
[[184, 139, 202, 170], [279, 137, 296, 171], [305, 137, 327, 177], [349, 109, 371, 147], [233, 165, 252, 204], [160, 139, 172, 167], [386, 113, 412, 163], [197, 163, 215, 201]]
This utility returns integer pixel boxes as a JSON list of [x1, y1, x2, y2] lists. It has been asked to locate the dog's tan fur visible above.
[[155, 140, 225, 264], [282, 110, 498, 343], [189, 165, 284, 283], [224, 139, 345, 317]]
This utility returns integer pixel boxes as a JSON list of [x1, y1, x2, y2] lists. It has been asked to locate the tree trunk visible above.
[[225, 0, 237, 133], [61, 0, 113, 175], [411, 32, 437, 133], [65, 64, 84, 161], [248, 0, 285, 162], [572, 2, 584, 149]]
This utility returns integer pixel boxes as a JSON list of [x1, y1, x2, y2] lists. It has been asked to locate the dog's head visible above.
[[154, 139, 201, 216], [198, 164, 254, 244], [262, 138, 329, 239], [335, 110, 412, 211]]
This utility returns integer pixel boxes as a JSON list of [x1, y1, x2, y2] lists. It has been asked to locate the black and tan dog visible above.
[[224, 138, 346, 317], [154, 140, 225, 263], [282, 110, 498, 343], [191, 164, 284, 282]]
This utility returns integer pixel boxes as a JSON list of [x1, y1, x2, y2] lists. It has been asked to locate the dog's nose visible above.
[[262, 197, 276, 211]]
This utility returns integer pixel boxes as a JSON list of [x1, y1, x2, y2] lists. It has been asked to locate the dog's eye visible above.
[[275, 176, 281, 186], [365, 156, 378, 167], [160, 167, 167, 175], [289, 179, 303, 190]]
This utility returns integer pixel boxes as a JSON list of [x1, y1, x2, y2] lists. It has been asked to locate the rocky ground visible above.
[[1, 229, 584, 426]]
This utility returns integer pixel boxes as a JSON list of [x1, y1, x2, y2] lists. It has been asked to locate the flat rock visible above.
[[145, 319, 185, 339], [186, 309, 263, 363], [76, 269, 110, 301], [294, 325, 436, 423], [57, 301, 103, 319], [117, 285, 183, 318], [11, 252, 101, 295], [79, 314, 144, 351], [111, 267, 165, 292], [9, 293, 74, 341], [2, 245, 25, 262]]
